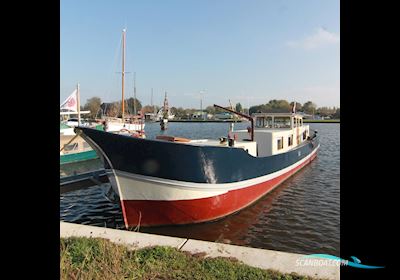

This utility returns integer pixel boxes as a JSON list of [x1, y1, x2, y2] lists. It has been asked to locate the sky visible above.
[[60, 0, 340, 109]]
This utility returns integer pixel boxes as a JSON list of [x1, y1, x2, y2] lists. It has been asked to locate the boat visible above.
[[60, 84, 101, 164], [75, 103, 320, 228], [101, 29, 145, 134], [60, 128, 99, 164]]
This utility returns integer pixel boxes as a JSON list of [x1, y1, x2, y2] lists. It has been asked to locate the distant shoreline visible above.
[[303, 119, 340, 123], [150, 119, 243, 123], [147, 119, 339, 123]]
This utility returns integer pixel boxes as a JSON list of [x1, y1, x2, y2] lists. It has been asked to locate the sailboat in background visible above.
[[101, 28, 145, 134]]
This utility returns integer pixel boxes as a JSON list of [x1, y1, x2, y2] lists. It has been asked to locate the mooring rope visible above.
[[60, 134, 79, 152]]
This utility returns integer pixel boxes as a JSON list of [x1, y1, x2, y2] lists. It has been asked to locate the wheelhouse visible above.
[[152, 104, 313, 159], [233, 113, 310, 157]]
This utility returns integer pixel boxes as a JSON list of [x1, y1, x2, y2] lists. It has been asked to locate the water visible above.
[[60, 122, 340, 255]]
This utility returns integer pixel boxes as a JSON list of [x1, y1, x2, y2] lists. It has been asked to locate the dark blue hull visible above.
[[76, 127, 320, 184]]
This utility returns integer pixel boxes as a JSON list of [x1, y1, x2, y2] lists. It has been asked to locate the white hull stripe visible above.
[[107, 145, 319, 200], [112, 174, 227, 200]]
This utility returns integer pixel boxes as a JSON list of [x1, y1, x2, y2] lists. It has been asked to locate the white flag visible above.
[[60, 89, 78, 111]]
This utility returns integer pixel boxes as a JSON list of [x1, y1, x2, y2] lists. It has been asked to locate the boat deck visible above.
[[156, 138, 253, 147]]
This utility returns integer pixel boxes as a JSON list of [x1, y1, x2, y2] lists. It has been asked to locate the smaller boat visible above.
[[60, 84, 101, 164], [60, 126, 99, 164]]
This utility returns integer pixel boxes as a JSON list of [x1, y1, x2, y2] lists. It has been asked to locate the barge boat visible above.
[[75, 105, 320, 228]]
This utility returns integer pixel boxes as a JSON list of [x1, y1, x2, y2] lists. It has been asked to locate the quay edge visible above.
[[60, 221, 339, 280]]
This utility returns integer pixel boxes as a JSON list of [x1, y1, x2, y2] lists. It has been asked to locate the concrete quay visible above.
[[60, 221, 339, 279]]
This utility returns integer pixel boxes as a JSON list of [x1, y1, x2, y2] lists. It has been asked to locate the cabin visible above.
[[154, 112, 310, 158], [232, 113, 310, 157]]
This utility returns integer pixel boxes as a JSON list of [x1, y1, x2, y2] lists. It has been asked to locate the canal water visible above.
[[60, 122, 340, 256]]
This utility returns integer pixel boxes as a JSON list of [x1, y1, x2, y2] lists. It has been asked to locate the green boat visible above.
[[60, 149, 99, 164], [60, 123, 103, 165], [60, 83, 104, 165]]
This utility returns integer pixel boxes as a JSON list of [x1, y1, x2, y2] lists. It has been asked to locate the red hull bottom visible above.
[[121, 152, 318, 227]]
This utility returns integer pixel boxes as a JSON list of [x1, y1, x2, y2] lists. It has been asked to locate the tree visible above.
[[333, 108, 340, 119], [141, 105, 157, 114], [266, 100, 291, 112], [302, 101, 317, 115], [235, 103, 243, 113], [173, 107, 187, 119], [249, 104, 268, 115], [249, 100, 290, 114], [107, 102, 121, 117], [316, 107, 336, 117], [84, 97, 102, 118], [289, 101, 302, 112], [126, 97, 142, 115], [204, 105, 215, 115]]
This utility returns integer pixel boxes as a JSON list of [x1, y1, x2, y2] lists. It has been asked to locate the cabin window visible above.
[[303, 131, 307, 140], [256, 116, 273, 128], [288, 135, 293, 146], [277, 137, 284, 150], [274, 117, 291, 128], [64, 143, 78, 151], [256, 117, 264, 128], [265, 117, 273, 127]]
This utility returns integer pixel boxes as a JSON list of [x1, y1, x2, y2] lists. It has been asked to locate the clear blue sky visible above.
[[61, 0, 340, 109]]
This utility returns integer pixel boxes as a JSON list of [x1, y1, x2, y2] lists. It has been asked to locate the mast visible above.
[[151, 88, 153, 107], [151, 88, 155, 114], [77, 83, 81, 125], [121, 28, 126, 122], [133, 72, 137, 115], [200, 97, 203, 120]]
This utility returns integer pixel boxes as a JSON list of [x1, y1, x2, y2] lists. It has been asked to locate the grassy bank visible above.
[[61, 237, 323, 280], [303, 119, 339, 123]]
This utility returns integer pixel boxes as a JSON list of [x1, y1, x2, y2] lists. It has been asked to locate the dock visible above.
[[60, 169, 109, 194]]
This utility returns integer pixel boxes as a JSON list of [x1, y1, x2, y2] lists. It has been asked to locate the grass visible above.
[[61, 237, 324, 280], [302, 119, 339, 123]]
